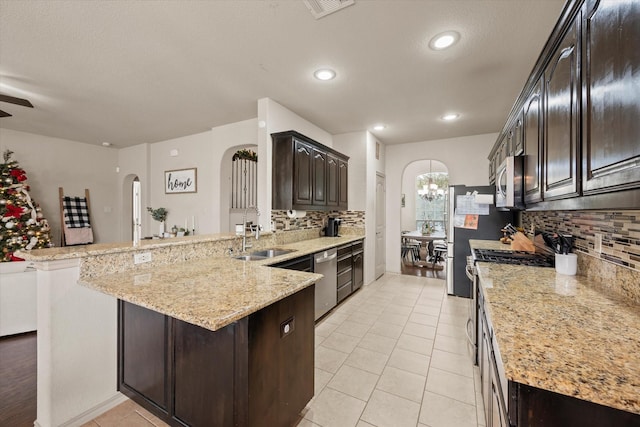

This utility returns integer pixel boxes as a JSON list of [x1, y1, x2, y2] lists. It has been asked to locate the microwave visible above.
[[495, 156, 525, 210]]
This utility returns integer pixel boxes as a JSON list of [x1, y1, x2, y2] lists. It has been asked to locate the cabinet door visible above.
[[523, 79, 544, 204], [543, 15, 581, 200], [173, 319, 239, 427], [312, 148, 326, 206], [326, 153, 339, 207], [352, 250, 364, 291], [119, 301, 168, 411], [511, 113, 524, 155], [294, 139, 313, 206], [582, 0, 640, 194], [338, 158, 348, 209], [479, 310, 491, 426]]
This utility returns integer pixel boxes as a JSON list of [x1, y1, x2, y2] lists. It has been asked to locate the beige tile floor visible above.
[[84, 273, 484, 427]]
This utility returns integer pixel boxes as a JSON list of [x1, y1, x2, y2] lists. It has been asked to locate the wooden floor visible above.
[[401, 260, 446, 279], [0, 332, 37, 427]]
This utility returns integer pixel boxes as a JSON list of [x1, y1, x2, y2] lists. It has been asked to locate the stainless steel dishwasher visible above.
[[313, 248, 337, 320]]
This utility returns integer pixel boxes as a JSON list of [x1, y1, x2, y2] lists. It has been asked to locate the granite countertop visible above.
[[80, 257, 323, 332], [469, 240, 640, 415], [68, 235, 363, 332]]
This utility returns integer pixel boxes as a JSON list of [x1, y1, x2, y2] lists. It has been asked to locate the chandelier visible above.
[[418, 160, 445, 201]]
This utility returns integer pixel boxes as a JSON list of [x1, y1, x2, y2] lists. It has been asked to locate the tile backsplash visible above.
[[271, 210, 365, 233], [522, 210, 640, 272], [522, 210, 640, 303]]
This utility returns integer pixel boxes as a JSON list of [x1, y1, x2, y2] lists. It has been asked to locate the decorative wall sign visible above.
[[165, 168, 197, 194]]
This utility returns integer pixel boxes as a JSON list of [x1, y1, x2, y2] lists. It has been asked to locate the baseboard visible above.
[[34, 392, 129, 427]]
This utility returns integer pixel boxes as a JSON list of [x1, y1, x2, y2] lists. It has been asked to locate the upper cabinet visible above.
[[582, 0, 640, 194], [489, 0, 640, 209], [523, 78, 544, 204], [543, 12, 581, 200], [272, 131, 349, 211]]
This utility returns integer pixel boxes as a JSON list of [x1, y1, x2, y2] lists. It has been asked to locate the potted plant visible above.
[[147, 207, 168, 237]]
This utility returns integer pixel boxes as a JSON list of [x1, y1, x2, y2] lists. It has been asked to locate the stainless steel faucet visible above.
[[242, 205, 260, 252]]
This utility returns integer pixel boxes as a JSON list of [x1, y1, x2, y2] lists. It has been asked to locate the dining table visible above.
[[401, 230, 447, 266]]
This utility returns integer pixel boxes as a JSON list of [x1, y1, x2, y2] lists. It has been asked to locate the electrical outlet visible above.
[[134, 252, 152, 264], [594, 233, 602, 253]]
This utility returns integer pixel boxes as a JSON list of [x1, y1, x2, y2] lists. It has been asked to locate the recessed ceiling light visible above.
[[373, 124, 386, 131], [429, 31, 460, 50], [101, 142, 112, 147], [314, 68, 336, 81], [441, 113, 459, 121]]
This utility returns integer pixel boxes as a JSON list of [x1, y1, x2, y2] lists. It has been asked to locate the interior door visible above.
[[375, 173, 386, 279]]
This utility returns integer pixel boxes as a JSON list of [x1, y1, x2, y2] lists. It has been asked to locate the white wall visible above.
[[385, 133, 497, 273], [0, 128, 119, 245], [143, 119, 258, 236]]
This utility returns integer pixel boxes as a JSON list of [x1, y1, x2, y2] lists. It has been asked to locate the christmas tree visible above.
[[0, 149, 52, 261]]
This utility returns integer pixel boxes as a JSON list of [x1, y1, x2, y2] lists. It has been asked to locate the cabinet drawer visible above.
[[337, 282, 352, 303], [338, 268, 352, 288], [337, 244, 352, 258], [352, 241, 363, 252], [337, 256, 352, 273]]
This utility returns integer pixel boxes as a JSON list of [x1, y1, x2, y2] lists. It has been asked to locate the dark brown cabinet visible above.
[[543, 13, 581, 200], [336, 239, 364, 303], [523, 79, 544, 204], [327, 153, 339, 208], [581, 0, 640, 195], [312, 147, 326, 206], [120, 301, 168, 412], [272, 130, 349, 211], [489, 0, 640, 209], [118, 284, 315, 427], [293, 139, 313, 207]]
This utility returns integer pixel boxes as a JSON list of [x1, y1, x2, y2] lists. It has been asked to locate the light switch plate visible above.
[[134, 252, 152, 264]]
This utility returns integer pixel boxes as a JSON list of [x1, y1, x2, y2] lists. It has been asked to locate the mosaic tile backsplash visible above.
[[522, 210, 640, 272], [271, 210, 365, 233], [522, 210, 640, 303]]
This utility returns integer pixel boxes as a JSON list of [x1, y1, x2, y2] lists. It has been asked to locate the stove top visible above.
[[473, 248, 554, 267]]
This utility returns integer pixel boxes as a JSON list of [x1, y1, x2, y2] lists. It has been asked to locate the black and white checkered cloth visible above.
[[63, 196, 91, 228]]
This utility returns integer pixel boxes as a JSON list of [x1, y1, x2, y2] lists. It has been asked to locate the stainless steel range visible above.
[[473, 248, 554, 267]]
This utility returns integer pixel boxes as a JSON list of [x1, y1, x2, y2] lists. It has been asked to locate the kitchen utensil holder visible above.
[[510, 232, 535, 252], [555, 253, 577, 276]]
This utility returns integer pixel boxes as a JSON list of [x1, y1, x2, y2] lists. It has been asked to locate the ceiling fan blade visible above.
[[0, 94, 34, 108], [0, 109, 12, 118]]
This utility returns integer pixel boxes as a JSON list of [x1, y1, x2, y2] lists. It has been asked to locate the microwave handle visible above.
[[496, 166, 507, 199]]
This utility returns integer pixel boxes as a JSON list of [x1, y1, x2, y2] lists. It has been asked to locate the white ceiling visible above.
[[0, 0, 565, 148]]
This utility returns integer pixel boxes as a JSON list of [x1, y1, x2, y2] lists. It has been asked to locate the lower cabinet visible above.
[[336, 239, 364, 303], [478, 285, 640, 427], [118, 285, 315, 427]]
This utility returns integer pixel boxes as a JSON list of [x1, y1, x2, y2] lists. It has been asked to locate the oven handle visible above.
[[465, 317, 474, 348], [465, 264, 476, 281]]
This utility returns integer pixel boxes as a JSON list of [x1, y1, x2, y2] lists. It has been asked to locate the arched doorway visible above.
[[219, 144, 258, 232], [400, 160, 449, 278], [121, 174, 141, 242]]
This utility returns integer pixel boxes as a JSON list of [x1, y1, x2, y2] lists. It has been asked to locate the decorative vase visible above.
[[159, 221, 165, 237]]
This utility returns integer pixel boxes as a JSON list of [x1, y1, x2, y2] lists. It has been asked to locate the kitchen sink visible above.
[[234, 255, 268, 261], [234, 249, 295, 261], [251, 249, 295, 258]]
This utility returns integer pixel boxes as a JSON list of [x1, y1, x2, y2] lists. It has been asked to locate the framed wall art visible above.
[[165, 168, 197, 194]]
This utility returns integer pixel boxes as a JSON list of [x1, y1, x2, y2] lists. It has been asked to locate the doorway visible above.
[[400, 160, 448, 279]]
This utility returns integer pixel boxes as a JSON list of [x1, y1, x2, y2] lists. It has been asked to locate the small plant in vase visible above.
[[147, 207, 168, 237], [422, 221, 434, 235]]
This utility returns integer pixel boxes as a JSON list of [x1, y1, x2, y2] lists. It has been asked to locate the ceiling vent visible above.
[[303, 0, 355, 19]]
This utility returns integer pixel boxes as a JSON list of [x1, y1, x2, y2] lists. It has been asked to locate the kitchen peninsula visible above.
[[470, 240, 640, 426], [18, 232, 363, 427]]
